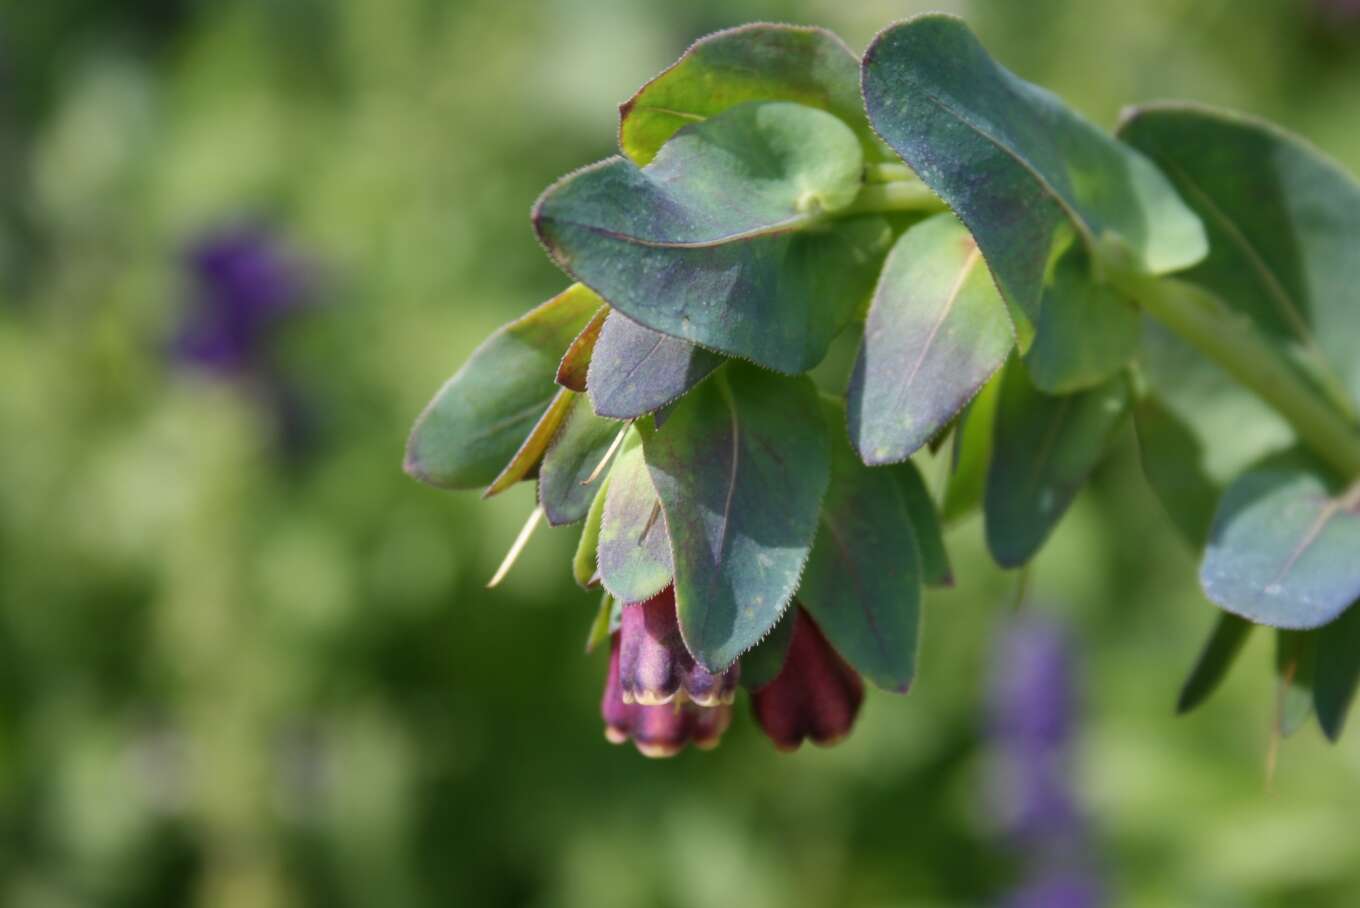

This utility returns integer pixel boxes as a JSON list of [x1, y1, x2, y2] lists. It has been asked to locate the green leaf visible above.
[[1276, 629, 1317, 738], [535, 101, 893, 374], [482, 388, 575, 498], [556, 305, 609, 392], [985, 362, 1132, 568], [619, 23, 881, 166], [586, 311, 724, 419], [538, 394, 623, 526], [405, 284, 601, 489], [1137, 320, 1294, 485], [1134, 395, 1222, 550], [573, 472, 610, 589], [585, 592, 621, 654], [800, 402, 921, 692], [942, 366, 1003, 523], [1201, 454, 1360, 629], [1025, 248, 1140, 393], [1120, 103, 1360, 411], [739, 605, 796, 691], [1176, 612, 1252, 714], [641, 364, 830, 671], [1315, 603, 1360, 741], [861, 14, 1206, 338], [893, 460, 952, 588], [597, 430, 673, 603], [846, 213, 1013, 465]]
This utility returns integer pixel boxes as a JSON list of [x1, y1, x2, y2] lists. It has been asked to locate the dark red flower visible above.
[[602, 634, 731, 758], [618, 587, 739, 707], [749, 607, 863, 751]]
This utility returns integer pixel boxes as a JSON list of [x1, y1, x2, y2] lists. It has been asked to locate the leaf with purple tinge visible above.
[[800, 401, 921, 692], [535, 100, 893, 374], [847, 212, 1012, 466], [1315, 603, 1360, 741], [597, 430, 673, 604], [985, 361, 1132, 568], [619, 23, 882, 166], [1201, 453, 1360, 629], [1176, 612, 1252, 714], [862, 15, 1205, 339], [405, 284, 601, 489], [538, 394, 622, 526], [587, 311, 724, 419], [557, 305, 609, 392], [640, 364, 829, 672]]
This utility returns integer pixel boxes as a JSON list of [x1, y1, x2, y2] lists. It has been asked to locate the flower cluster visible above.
[[600, 589, 865, 757]]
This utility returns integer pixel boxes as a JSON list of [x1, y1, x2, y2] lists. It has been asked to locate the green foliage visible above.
[[800, 402, 922, 692], [1315, 605, 1360, 741], [738, 604, 796, 691], [641, 365, 829, 671], [1201, 453, 1360, 629], [597, 429, 673, 603], [536, 100, 892, 374], [846, 212, 1012, 465], [1177, 613, 1253, 714], [985, 361, 1132, 568], [586, 310, 724, 419], [892, 461, 953, 588], [1026, 248, 1141, 393], [405, 284, 600, 489], [619, 23, 880, 166], [1120, 104, 1360, 412], [538, 394, 621, 526], [1133, 395, 1221, 550], [862, 14, 1207, 341]]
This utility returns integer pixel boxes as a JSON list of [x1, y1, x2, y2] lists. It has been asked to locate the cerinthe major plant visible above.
[[405, 16, 1360, 757]]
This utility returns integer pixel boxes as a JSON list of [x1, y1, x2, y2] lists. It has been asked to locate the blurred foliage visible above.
[[0, 0, 1358, 905]]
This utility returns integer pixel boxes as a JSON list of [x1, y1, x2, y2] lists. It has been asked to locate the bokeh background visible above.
[[2, 1, 1360, 905]]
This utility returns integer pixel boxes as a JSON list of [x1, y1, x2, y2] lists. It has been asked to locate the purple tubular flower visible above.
[[174, 225, 311, 373], [602, 635, 732, 758], [750, 607, 863, 751], [618, 587, 739, 707]]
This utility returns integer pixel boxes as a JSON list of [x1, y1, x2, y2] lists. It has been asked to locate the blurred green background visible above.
[[2, 1, 1359, 905]]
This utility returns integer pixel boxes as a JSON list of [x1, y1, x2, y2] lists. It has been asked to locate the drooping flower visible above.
[[749, 606, 863, 751], [601, 635, 731, 758], [618, 587, 739, 707]]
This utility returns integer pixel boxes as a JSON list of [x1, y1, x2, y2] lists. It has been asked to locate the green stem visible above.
[[838, 179, 946, 217], [864, 162, 916, 184], [1114, 269, 1360, 480]]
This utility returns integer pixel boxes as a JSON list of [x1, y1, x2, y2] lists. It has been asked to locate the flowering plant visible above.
[[406, 16, 1360, 756]]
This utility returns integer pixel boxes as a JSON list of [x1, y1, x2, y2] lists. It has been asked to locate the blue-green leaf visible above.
[[586, 311, 723, 419], [641, 364, 830, 671], [536, 101, 893, 374], [597, 430, 673, 603], [538, 394, 623, 526], [1201, 454, 1360, 629], [1315, 603, 1360, 741], [1134, 395, 1222, 551], [1176, 612, 1253, 714], [985, 362, 1132, 568], [405, 284, 601, 489], [942, 366, 1003, 523], [800, 402, 922, 692], [846, 212, 1013, 466], [1025, 248, 1140, 393], [862, 15, 1206, 338], [1120, 104, 1360, 412], [892, 461, 952, 588], [619, 23, 882, 166]]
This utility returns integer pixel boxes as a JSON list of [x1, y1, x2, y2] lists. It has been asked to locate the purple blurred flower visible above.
[[987, 614, 1103, 906], [174, 225, 312, 373], [1314, 0, 1360, 22]]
